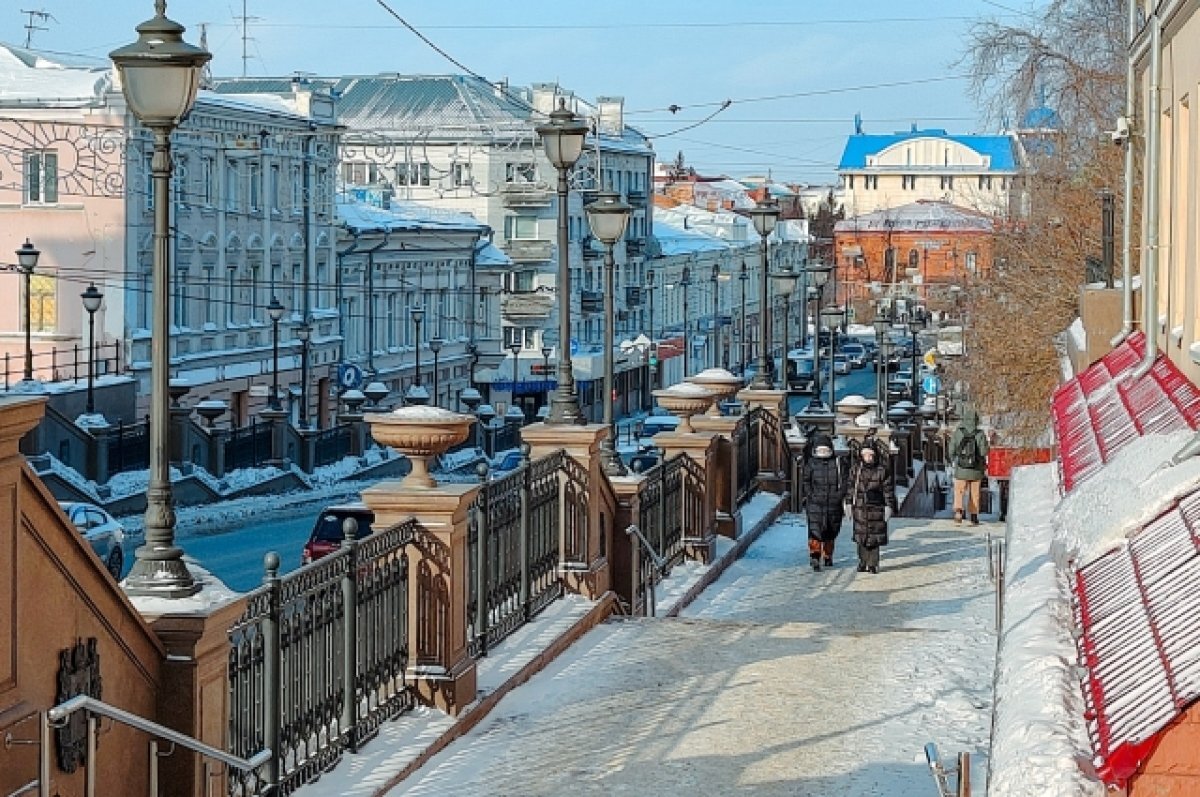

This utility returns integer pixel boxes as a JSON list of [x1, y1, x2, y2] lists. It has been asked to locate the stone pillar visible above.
[[736, 387, 789, 495], [260, 407, 289, 468], [607, 477, 642, 612], [169, 405, 191, 465], [360, 481, 479, 715], [339, 412, 367, 457], [141, 599, 245, 797], [89, 423, 112, 485], [209, 428, 228, 478], [691, 415, 738, 538], [652, 430, 718, 563], [520, 422, 612, 598]]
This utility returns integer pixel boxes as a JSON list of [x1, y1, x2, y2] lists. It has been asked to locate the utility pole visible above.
[[234, 0, 260, 77], [21, 9, 53, 48]]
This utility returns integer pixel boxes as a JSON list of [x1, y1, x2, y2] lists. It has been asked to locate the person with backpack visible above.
[[800, 433, 847, 571], [846, 436, 896, 574], [949, 404, 989, 525]]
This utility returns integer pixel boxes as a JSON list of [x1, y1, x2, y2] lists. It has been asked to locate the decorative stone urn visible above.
[[687, 368, 742, 416], [365, 405, 474, 489], [652, 383, 715, 434], [835, 394, 872, 419]]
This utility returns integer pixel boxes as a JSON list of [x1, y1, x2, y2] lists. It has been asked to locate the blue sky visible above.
[[11, 0, 1032, 183]]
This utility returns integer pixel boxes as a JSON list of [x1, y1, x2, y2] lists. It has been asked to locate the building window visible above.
[[902, 175, 917, 190], [144, 153, 154, 211], [202, 266, 214, 325], [27, 274, 56, 332], [505, 162, 536, 183], [908, 249, 920, 270], [225, 160, 240, 211], [249, 162, 262, 212], [978, 174, 993, 190], [966, 252, 978, 274], [940, 176, 954, 190], [270, 164, 281, 211], [201, 157, 214, 206], [503, 326, 525, 349], [24, 149, 58, 204], [846, 174, 855, 189], [341, 161, 381, 186], [864, 174, 878, 189], [505, 215, 538, 240], [291, 165, 303, 212], [395, 162, 430, 186], [451, 163, 472, 188]]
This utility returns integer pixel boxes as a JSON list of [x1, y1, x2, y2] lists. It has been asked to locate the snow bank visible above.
[[1051, 430, 1200, 566], [989, 463, 1106, 797]]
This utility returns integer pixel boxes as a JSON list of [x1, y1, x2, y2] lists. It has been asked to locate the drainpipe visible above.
[[1133, 13, 1161, 381], [361, 230, 389, 376], [1112, 0, 1139, 346]]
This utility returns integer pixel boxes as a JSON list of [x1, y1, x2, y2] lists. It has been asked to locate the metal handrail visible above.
[[42, 695, 270, 797]]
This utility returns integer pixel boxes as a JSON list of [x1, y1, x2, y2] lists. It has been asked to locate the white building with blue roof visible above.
[[837, 123, 1025, 218]]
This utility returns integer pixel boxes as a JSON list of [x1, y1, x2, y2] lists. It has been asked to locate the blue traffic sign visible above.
[[569, 338, 580, 356], [338, 362, 364, 390], [923, 374, 942, 395]]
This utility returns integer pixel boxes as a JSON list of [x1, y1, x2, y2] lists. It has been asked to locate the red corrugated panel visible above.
[[1072, 489, 1200, 789]]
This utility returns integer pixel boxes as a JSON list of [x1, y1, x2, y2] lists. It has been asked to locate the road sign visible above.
[[923, 374, 942, 395], [569, 337, 580, 356], [338, 363, 364, 391]]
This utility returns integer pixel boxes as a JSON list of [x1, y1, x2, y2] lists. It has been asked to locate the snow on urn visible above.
[[686, 368, 741, 416], [365, 405, 475, 489], [652, 383, 715, 434]]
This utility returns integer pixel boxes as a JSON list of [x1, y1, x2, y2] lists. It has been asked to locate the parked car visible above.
[[637, 415, 681, 447], [831, 354, 851, 375], [301, 503, 376, 565], [628, 446, 662, 473], [841, 343, 868, 368], [491, 448, 525, 473], [59, 501, 124, 579]]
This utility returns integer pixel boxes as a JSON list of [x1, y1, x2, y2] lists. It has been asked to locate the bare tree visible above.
[[953, 0, 1127, 444]]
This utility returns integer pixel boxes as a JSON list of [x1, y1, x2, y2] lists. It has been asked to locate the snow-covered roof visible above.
[[475, 238, 511, 267], [652, 218, 730, 256], [1051, 331, 1200, 493], [194, 90, 311, 122], [0, 42, 111, 105], [834, 201, 994, 233], [653, 204, 753, 243], [336, 196, 488, 234]]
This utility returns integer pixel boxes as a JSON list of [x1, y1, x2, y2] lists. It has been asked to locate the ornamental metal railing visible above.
[[467, 449, 573, 657], [227, 517, 417, 796], [225, 419, 273, 472], [311, 424, 353, 468], [1, 341, 121, 390], [734, 408, 763, 504], [628, 453, 704, 616]]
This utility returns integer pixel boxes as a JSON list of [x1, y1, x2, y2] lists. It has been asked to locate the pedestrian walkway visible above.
[[392, 512, 998, 796]]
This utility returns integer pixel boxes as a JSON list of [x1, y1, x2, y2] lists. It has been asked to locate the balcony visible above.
[[580, 290, 603, 314], [501, 292, 554, 324], [626, 189, 647, 207], [625, 238, 645, 257], [501, 182, 553, 208], [503, 239, 554, 263]]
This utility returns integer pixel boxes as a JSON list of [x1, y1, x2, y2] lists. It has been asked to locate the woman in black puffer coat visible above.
[[847, 439, 897, 574], [801, 434, 847, 571]]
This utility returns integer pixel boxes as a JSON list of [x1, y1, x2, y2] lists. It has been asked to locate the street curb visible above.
[[370, 592, 619, 796], [663, 493, 789, 618]]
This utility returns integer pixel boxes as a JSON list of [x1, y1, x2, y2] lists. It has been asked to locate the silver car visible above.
[[59, 501, 125, 579]]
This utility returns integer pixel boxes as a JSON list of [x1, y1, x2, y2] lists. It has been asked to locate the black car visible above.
[[301, 503, 376, 564]]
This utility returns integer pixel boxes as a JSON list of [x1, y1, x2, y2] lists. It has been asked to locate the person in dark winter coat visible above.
[[846, 438, 897, 574], [949, 404, 989, 525], [800, 434, 847, 570]]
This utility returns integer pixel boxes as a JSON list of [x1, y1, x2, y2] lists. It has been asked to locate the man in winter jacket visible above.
[[800, 434, 847, 571], [847, 440, 896, 574], [949, 404, 989, 526]]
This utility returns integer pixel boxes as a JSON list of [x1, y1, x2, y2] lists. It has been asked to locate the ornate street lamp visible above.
[[585, 189, 632, 477], [709, 263, 721, 369], [540, 344, 553, 408], [745, 199, 780, 389], [821, 304, 845, 409], [770, 267, 799, 391], [873, 312, 892, 419], [111, 0, 211, 598], [16, 239, 39, 382], [296, 323, 311, 427], [680, 266, 692, 378], [430, 337, 444, 407], [81, 283, 104, 414], [908, 315, 924, 403], [267, 296, 285, 410], [536, 99, 589, 425], [508, 342, 522, 411], [738, 259, 748, 373], [410, 305, 425, 386]]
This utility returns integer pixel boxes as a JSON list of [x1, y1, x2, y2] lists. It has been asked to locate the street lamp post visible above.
[[411, 305, 425, 386], [873, 313, 891, 421], [645, 269, 656, 390], [710, 263, 721, 369], [770, 267, 798, 391], [806, 264, 832, 405], [537, 99, 589, 425], [738, 259, 748, 374], [508, 343, 522, 411], [81, 283, 103, 414], [430, 337, 444, 407], [297, 323, 311, 427], [746, 199, 780, 389], [822, 304, 844, 410], [680, 266, 692, 378], [16, 240, 39, 382], [111, 0, 211, 598], [540, 345, 552, 408], [908, 315, 923, 404], [267, 296, 285, 410], [585, 190, 632, 477]]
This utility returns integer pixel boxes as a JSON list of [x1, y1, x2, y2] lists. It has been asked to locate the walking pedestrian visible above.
[[800, 433, 847, 571], [949, 404, 989, 525], [847, 436, 896, 574]]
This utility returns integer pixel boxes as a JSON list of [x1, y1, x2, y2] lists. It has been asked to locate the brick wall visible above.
[[1131, 702, 1200, 796]]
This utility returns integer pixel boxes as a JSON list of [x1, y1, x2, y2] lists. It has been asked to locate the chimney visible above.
[[531, 83, 559, 116], [597, 96, 625, 136], [493, 77, 509, 99]]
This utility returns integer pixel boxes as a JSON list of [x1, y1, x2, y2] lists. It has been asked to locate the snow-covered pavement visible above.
[[394, 512, 997, 796]]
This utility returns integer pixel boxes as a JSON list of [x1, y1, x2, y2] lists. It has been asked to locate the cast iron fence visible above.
[[629, 453, 706, 616], [227, 518, 418, 796], [466, 448, 583, 657], [734, 409, 762, 504], [2, 341, 121, 389], [312, 424, 353, 468], [225, 419, 273, 472], [107, 417, 150, 475]]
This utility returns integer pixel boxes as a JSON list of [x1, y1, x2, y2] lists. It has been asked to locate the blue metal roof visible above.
[[838, 129, 1018, 172]]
